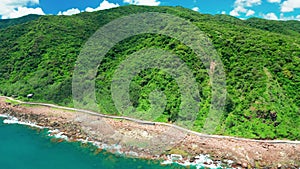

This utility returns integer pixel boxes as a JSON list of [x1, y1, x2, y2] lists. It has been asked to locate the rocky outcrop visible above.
[[0, 103, 88, 141], [1, 100, 299, 169]]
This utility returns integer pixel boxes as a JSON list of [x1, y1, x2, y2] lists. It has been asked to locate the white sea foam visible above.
[[0, 114, 8, 118], [49, 130, 125, 155], [91, 142, 123, 154], [1, 115, 140, 161], [1, 114, 140, 160], [48, 130, 69, 141], [125, 151, 139, 157], [1, 115, 234, 168], [162, 154, 225, 169], [48, 129, 60, 134], [3, 117, 44, 129], [53, 132, 69, 141]]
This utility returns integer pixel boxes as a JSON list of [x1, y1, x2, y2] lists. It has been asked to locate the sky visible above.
[[0, 0, 299, 21]]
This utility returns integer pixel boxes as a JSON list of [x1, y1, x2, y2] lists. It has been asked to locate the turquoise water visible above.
[[0, 117, 186, 169]]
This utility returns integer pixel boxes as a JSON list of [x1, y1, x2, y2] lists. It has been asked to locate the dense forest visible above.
[[0, 6, 299, 140], [0, 14, 41, 29]]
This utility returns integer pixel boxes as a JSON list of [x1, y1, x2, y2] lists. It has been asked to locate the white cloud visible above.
[[2, 0, 39, 6], [57, 8, 80, 16], [0, 0, 44, 19], [279, 13, 300, 20], [267, 0, 281, 3], [123, 0, 160, 6], [2, 7, 44, 19], [230, 6, 247, 16], [230, 0, 261, 17], [192, 7, 199, 12], [281, 0, 300, 12], [85, 0, 120, 12], [229, 10, 239, 16], [237, 0, 262, 7], [263, 12, 278, 20], [57, 1, 120, 16], [246, 9, 255, 16], [221, 11, 226, 14]]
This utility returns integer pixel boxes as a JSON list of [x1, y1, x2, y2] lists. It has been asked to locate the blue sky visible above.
[[0, 0, 299, 20]]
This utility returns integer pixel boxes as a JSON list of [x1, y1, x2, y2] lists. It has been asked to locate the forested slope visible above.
[[0, 14, 41, 29], [0, 6, 299, 140]]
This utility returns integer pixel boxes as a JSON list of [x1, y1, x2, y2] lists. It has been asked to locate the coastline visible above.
[[0, 98, 299, 168]]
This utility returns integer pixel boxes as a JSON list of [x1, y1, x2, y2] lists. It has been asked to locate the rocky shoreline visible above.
[[0, 98, 299, 169]]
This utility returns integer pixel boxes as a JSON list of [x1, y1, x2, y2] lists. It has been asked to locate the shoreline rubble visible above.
[[0, 99, 299, 168]]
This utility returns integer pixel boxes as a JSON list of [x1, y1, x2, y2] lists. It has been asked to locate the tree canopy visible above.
[[0, 5, 299, 140]]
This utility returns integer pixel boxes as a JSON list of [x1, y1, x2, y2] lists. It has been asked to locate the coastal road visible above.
[[1, 96, 300, 145]]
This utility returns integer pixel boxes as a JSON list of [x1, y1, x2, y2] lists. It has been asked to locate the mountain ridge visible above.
[[0, 5, 299, 140]]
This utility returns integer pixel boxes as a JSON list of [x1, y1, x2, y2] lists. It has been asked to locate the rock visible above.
[[231, 164, 238, 168], [191, 144, 198, 149], [27, 93, 34, 98], [189, 157, 196, 162], [279, 152, 285, 157], [242, 162, 248, 168], [50, 121, 59, 127], [277, 164, 282, 168]]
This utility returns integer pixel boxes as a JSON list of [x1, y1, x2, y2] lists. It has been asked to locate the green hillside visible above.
[[0, 6, 299, 140], [0, 14, 41, 29]]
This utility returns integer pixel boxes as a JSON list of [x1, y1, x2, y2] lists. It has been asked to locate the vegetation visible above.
[[5, 99, 20, 105], [0, 6, 299, 140], [0, 14, 41, 29], [167, 148, 189, 157]]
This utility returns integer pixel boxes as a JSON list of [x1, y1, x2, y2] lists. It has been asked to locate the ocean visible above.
[[0, 117, 189, 169]]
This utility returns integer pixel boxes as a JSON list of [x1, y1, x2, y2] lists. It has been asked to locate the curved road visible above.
[[1, 96, 300, 145]]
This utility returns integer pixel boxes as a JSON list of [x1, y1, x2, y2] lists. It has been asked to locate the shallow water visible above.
[[0, 117, 189, 169]]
